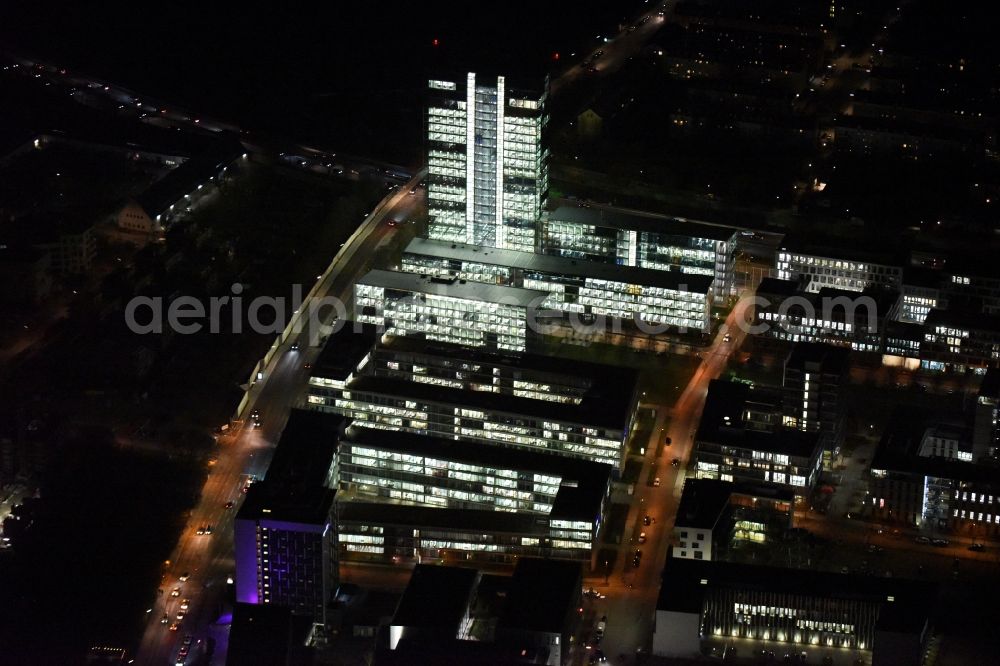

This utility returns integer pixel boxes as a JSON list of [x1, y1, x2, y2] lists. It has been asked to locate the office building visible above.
[[693, 380, 823, 496], [775, 244, 902, 294], [401, 237, 714, 332], [426, 73, 548, 252], [337, 426, 613, 519], [755, 277, 900, 352], [672, 478, 794, 561], [973, 369, 1000, 462], [234, 410, 345, 620], [652, 558, 933, 664], [542, 205, 739, 300], [900, 266, 942, 324], [870, 411, 1000, 534], [387, 565, 480, 651], [355, 269, 547, 352], [381, 559, 581, 666], [919, 308, 1000, 374], [307, 324, 640, 468], [337, 501, 597, 565], [782, 342, 849, 460]]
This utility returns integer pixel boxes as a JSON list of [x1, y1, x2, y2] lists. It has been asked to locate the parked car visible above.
[[914, 536, 931, 545]]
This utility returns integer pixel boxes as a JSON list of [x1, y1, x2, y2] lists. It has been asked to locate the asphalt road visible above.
[[571, 295, 754, 665], [134, 174, 424, 665]]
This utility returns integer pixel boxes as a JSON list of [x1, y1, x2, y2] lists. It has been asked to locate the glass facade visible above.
[[427, 74, 548, 252]]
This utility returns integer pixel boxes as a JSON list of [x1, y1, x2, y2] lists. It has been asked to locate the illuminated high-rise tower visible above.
[[426, 72, 548, 252]]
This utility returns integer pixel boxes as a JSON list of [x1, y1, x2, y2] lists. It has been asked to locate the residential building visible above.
[[542, 205, 739, 300], [672, 478, 794, 561], [307, 324, 640, 468], [782, 342, 849, 460], [118, 134, 247, 230], [692, 380, 823, 496], [234, 410, 345, 621], [426, 73, 548, 252], [401, 237, 714, 332], [354, 269, 547, 352], [652, 558, 933, 664]]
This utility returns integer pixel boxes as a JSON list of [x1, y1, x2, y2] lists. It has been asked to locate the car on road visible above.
[[180, 599, 190, 611], [932, 538, 950, 547], [290, 341, 299, 351], [638, 531, 647, 544], [196, 526, 205, 535], [644, 514, 653, 526], [171, 587, 182, 597], [169, 622, 180, 632], [664, 436, 672, 446], [723, 333, 732, 342], [596, 615, 607, 636], [913, 536, 931, 544], [160, 614, 170, 624], [178, 572, 190, 582], [671, 457, 681, 467], [225, 501, 235, 509], [653, 477, 661, 487], [176, 611, 186, 620], [250, 409, 262, 428], [969, 543, 985, 551]]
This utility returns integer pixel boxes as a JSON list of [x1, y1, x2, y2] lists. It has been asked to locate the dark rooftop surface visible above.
[[498, 558, 581, 634], [136, 133, 245, 218], [924, 307, 1000, 333], [779, 234, 906, 267], [756, 277, 804, 298], [236, 409, 345, 525], [549, 204, 739, 241], [391, 564, 479, 630], [657, 558, 934, 635], [226, 603, 314, 666], [784, 341, 850, 372], [341, 426, 613, 518], [979, 368, 1000, 399], [310, 321, 381, 382], [404, 237, 715, 294], [675, 478, 736, 530], [696, 380, 822, 459], [872, 410, 1000, 485]]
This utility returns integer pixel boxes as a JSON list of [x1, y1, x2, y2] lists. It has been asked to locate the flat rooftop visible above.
[[872, 410, 1000, 485], [310, 321, 381, 382], [549, 204, 739, 241], [675, 478, 736, 530], [657, 558, 934, 635], [925, 307, 1000, 333], [498, 558, 581, 634], [785, 342, 850, 372], [236, 409, 344, 525], [391, 564, 479, 631], [357, 269, 549, 308], [696, 380, 822, 458], [404, 237, 714, 294]]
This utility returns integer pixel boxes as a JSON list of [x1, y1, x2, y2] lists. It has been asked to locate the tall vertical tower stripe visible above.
[[495, 76, 506, 249], [465, 72, 477, 245]]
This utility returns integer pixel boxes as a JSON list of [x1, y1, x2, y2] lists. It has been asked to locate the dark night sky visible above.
[[0, 1, 643, 162]]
